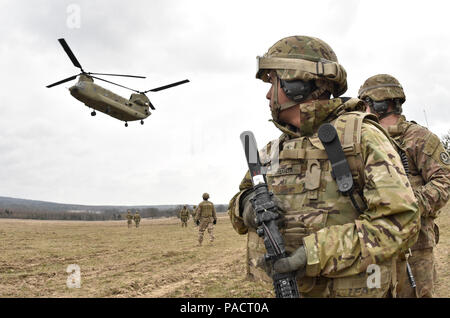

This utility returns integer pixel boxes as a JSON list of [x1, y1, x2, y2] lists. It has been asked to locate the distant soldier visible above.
[[194, 193, 217, 246], [360, 74, 450, 297], [126, 210, 133, 228], [191, 205, 198, 225], [133, 212, 141, 228], [179, 205, 190, 228]]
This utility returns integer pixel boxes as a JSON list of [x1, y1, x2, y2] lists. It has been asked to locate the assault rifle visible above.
[[240, 131, 299, 298]]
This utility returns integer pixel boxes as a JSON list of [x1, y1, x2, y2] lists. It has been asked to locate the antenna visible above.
[[423, 108, 429, 127]]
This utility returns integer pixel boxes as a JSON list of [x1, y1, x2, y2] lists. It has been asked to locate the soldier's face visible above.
[[266, 72, 300, 127], [266, 72, 291, 111]]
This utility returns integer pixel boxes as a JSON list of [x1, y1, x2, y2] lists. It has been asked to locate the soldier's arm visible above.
[[302, 123, 420, 278], [228, 170, 253, 235], [212, 203, 217, 221], [411, 131, 450, 218]]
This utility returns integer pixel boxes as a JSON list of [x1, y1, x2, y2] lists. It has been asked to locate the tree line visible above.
[[1, 129, 448, 222], [0, 204, 228, 221]]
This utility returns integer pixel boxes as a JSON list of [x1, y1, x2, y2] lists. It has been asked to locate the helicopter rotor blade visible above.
[[143, 79, 190, 93], [88, 72, 146, 79], [58, 38, 83, 71], [46, 75, 78, 88], [90, 75, 139, 92]]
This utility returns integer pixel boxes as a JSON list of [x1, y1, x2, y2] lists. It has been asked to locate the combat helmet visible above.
[[358, 74, 405, 118], [202, 193, 209, 200], [256, 35, 347, 120]]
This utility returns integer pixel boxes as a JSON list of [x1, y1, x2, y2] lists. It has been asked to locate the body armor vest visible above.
[[262, 112, 378, 253]]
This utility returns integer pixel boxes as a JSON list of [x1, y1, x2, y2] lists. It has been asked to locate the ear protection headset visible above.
[[365, 97, 402, 119], [280, 79, 315, 103], [368, 98, 389, 113]]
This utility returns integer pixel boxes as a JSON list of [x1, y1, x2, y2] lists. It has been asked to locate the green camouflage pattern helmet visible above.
[[256, 35, 347, 97], [358, 74, 405, 103], [202, 193, 210, 200]]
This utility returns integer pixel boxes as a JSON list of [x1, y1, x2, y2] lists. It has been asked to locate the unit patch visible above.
[[440, 152, 450, 165]]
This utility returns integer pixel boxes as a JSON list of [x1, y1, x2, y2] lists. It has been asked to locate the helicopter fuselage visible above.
[[69, 75, 151, 122]]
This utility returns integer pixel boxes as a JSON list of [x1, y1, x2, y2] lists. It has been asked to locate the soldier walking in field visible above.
[[195, 193, 217, 246], [191, 205, 198, 226], [133, 212, 141, 228], [360, 74, 450, 297], [228, 35, 420, 297], [179, 205, 190, 228], [126, 210, 133, 229]]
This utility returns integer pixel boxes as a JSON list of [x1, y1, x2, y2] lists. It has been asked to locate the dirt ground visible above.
[[0, 205, 448, 298]]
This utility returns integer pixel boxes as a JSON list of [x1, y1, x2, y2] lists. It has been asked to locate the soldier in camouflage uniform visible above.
[[133, 212, 141, 228], [359, 74, 450, 297], [194, 193, 217, 246], [126, 210, 133, 228], [191, 205, 198, 226], [179, 205, 190, 228], [228, 36, 420, 297]]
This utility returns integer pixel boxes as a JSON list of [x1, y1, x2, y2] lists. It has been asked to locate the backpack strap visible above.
[[332, 112, 378, 195]]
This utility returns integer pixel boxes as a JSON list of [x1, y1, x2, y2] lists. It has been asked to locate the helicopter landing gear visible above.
[[140, 120, 144, 125], [125, 122, 128, 127], [91, 110, 96, 116]]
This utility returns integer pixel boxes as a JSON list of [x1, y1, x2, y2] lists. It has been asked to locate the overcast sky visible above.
[[0, 0, 449, 206]]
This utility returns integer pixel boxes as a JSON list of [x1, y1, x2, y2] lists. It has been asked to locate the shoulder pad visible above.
[[333, 111, 379, 147], [423, 132, 441, 156]]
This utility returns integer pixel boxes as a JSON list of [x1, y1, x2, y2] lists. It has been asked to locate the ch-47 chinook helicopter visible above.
[[47, 38, 189, 127]]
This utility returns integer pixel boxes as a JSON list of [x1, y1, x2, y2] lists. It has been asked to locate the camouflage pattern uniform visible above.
[[195, 193, 217, 245], [228, 36, 420, 298], [133, 212, 141, 228], [179, 205, 190, 228], [359, 74, 450, 297], [126, 211, 133, 228]]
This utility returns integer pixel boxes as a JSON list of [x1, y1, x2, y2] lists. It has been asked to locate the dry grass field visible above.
[[0, 205, 449, 298]]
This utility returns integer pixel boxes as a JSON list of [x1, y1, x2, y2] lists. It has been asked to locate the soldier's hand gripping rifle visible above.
[[240, 131, 299, 298]]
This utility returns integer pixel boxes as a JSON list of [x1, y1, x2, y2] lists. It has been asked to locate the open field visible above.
[[1, 205, 449, 298]]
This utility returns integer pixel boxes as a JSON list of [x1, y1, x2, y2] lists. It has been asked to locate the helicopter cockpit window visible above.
[[76, 82, 85, 89]]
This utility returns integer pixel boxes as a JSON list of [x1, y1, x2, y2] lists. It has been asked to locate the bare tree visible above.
[[442, 130, 450, 153]]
